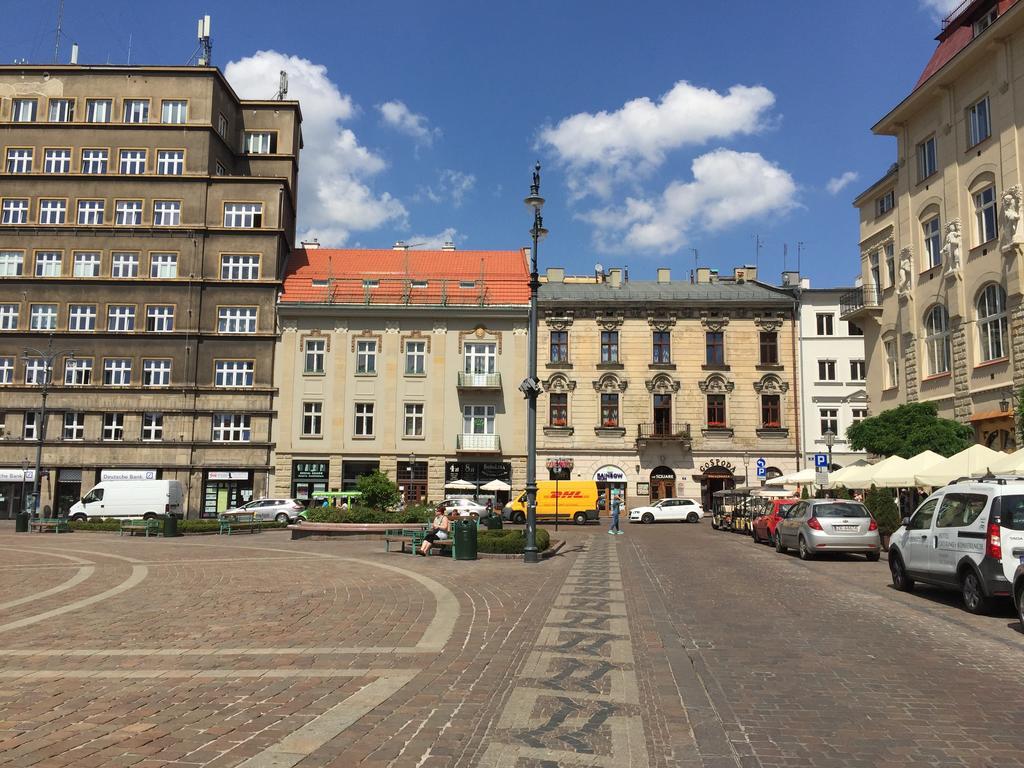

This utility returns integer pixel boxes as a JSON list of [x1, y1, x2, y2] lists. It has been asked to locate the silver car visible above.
[[225, 498, 304, 523], [774, 499, 881, 561]]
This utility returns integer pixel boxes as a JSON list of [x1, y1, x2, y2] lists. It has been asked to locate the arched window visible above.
[[924, 305, 951, 375], [977, 284, 1008, 362]]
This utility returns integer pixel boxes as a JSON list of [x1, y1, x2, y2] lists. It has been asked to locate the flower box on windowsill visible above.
[[594, 426, 626, 437], [702, 426, 734, 437], [550, 419, 567, 427]]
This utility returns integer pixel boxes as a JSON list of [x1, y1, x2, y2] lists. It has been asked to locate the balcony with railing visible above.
[[456, 433, 501, 453], [457, 371, 502, 389], [839, 285, 882, 320], [636, 422, 692, 449]]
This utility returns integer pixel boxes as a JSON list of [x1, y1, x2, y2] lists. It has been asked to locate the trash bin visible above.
[[453, 517, 478, 561], [481, 514, 502, 530], [162, 514, 179, 538], [15, 512, 29, 533]]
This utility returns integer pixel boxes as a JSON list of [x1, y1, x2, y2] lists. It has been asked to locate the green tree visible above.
[[800, 485, 810, 500], [863, 484, 901, 536], [355, 471, 401, 511], [846, 402, 972, 459]]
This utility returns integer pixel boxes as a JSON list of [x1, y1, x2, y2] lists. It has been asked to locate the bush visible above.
[[303, 505, 433, 524], [69, 517, 288, 533], [800, 486, 810, 500], [864, 484, 901, 536], [477, 528, 550, 554], [832, 485, 852, 500], [356, 471, 402, 511]]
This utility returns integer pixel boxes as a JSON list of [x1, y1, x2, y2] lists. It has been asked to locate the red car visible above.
[[752, 498, 798, 545]]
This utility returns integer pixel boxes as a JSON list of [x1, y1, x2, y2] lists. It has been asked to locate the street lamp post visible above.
[[522, 162, 548, 564], [23, 337, 75, 520], [408, 452, 416, 505], [20, 457, 29, 515], [823, 429, 836, 472], [742, 451, 749, 487]]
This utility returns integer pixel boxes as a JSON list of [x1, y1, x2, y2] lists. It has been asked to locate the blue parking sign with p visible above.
[[814, 453, 829, 468], [755, 457, 767, 478]]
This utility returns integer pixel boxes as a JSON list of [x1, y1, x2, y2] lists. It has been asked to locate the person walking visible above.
[[608, 491, 623, 535]]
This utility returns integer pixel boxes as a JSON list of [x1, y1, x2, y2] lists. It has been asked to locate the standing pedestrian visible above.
[[608, 491, 623, 535]]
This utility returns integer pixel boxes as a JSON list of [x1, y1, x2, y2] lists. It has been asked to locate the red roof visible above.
[[915, 0, 1020, 90], [280, 248, 531, 305]]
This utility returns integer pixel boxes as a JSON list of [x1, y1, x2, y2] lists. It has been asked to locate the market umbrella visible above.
[[823, 459, 873, 489], [480, 479, 511, 492], [914, 444, 1003, 487], [871, 450, 944, 487], [842, 456, 909, 490], [765, 467, 817, 486], [985, 449, 1024, 475], [444, 479, 477, 490]]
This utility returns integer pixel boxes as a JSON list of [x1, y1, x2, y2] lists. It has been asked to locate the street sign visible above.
[[755, 457, 767, 469], [815, 469, 829, 486], [756, 466, 767, 478], [814, 453, 829, 468]]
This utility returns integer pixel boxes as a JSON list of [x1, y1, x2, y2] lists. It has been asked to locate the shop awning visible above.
[[914, 444, 1004, 487]]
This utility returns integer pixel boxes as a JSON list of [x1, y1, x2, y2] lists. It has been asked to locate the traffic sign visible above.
[[756, 466, 767, 478], [814, 453, 829, 468], [815, 469, 829, 486], [755, 457, 767, 469]]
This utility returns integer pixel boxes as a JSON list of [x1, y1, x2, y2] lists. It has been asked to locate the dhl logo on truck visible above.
[[544, 490, 584, 499]]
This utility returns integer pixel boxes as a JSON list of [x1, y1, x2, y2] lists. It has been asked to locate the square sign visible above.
[[756, 466, 767, 478], [814, 453, 829, 468], [815, 469, 829, 486]]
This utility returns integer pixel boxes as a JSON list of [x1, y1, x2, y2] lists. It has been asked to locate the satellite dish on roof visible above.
[[594, 263, 604, 273]]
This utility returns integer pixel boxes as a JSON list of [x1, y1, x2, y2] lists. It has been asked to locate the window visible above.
[[123, 99, 149, 123], [62, 413, 85, 441], [218, 307, 257, 333], [25, 358, 50, 385], [161, 100, 187, 124], [759, 331, 778, 365], [81, 149, 108, 174], [64, 358, 92, 386], [464, 342, 495, 374], [600, 393, 619, 427], [6, 148, 32, 173], [73, 252, 100, 277], [977, 283, 1008, 362], [23, 411, 38, 440], [404, 403, 425, 436], [156, 150, 184, 175], [974, 7, 998, 35], [217, 113, 229, 138], [354, 403, 375, 436], [0, 251, 23, 275], [2, 199, 28, 224], [216, 162, 226, 176], [885, 242, 896, 286], [146, 305, 174, 333], [102, 413, 125, 442], [817, 360, 836, 381], [600, 331, 619, 363], [153, 201, 181, 226], [706, 394, 726, 428], [220, 254, 259, 280], [150, 253, 178, 278], [0, 357, 13, 385], [356, 340, 377, 374], [549, 330, 568, 363], [0, 304, 17, 330], [214, 360, 254, 388], [34, 251, 62, 276], [549, 392, 568, 427], [851, 408, 868, 426], [212, 414, 252, 443], [761, 394, 781, 428], [223, 203, 262, 228], [850, 359, 866, 381], [103, 358, 132, 386], [917, 136, 937, 181], [463, 404, 495, 434], [112, 252, 139, 278], [48, 99, 74, 123], [119, 149, 147, 175], [876, 189, 895, 216], [652, 331, 671, 364], [924, 305, 951, 375], [302, 402, 323, 437], [848, 322, 864, 336], [115, 200, 142, 226], [303, 339, 326, 374], [705, 331, 724, 365], [85, 99, 111, 123], [77, 200, 104, 225], [923, 216, 942, 269], [937, 493, 988, 528], [39, 199, 66, 225], [245, 131, 276, 154], [968, 96, 991, 147], [820, 408, 838, 436], [143, 359, 171, 387], [44, 149, 70, 173], [11, 99, 37, 122], [68, 304, 97, 331], [107, 305, 136, 332], [869, 251, 881, 288], [974, 185, 998, 244], [816, 313, 834, 336], [142, 413, 163, 442], [404, 340, 425, 375], [30, 304, 57, 330], [884, 340, 899, 389]]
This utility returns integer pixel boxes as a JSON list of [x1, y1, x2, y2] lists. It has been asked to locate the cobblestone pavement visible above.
[[2, 522, 1024, 767]]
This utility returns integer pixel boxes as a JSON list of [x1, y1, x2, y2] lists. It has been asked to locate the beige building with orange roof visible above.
[[273, 243, 531, 504]]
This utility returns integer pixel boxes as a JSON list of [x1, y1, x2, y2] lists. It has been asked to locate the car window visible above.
[[813, 502, 870, 518], [908, 498, 938, 531], [1001, 495, 1024, 531], [83, 488, 103, 503], [935, 493, 988, 528]]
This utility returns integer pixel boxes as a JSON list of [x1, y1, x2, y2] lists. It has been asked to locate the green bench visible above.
[[384, 527, 456, 556], [30, 518, 71, 533], [219, 512, 260, 535], [119, 518, 161, 537]]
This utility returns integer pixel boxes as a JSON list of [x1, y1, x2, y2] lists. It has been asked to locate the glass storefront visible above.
[[292, 460, 329, 504], [202, 470, 253, 518], [342, 461, 380, 491], [0, 469, 32, 519], [397, 461, 428, 504]]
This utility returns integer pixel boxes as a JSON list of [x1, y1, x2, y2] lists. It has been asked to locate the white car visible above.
[[438, 497, 488, 516], [628, 498, 705, 524]]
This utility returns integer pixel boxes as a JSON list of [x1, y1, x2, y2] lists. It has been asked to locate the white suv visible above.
[[888, 478, 1024, 614]]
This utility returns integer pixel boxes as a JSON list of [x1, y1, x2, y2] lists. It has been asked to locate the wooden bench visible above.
[[119, 518, 161, 537], [30, 518, 71, 533], [219, 512, 260, 535], [385, 527, 456, 556]]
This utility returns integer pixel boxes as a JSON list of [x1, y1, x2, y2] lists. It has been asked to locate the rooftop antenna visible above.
[[53, 0, 65, 63], [797, 241, 805, 274], [127, 33, 132, 65], [783, 242, 788, 272], [753, 234, 763, 269], [690, 247, 699, 272], [197, 15, 212, 66], [274, 71, 289, 100]]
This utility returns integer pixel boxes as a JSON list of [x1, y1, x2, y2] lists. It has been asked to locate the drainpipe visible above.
[[791, 293, 801, 471]]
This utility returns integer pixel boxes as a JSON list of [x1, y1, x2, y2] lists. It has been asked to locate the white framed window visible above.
[[64, 358, 92, 386], [143, 359, 172, 387], [142, 413, 163, 442], [150, 253, 178, 278], [876, 190, 894, 216], [2, 199, 28, 224], [869, 251, 881, 288], [119, 149, 147, 175], [303, 340, 325, 374], [974, 185, 998, 244], [85, 99, 111, 123], [123, 99, 149, 123], [923, 216, 942, 269], [977, 283, 1008, 362], [24, 357, 51, 386], [917, 136, 937, 182], [815, 313, 834, 336], [156, 150, 184, 175], [30, 304, 57, 330], [48, 99, 74, 122], [39, 199, 66, 225], [218, 306, 257, 333], [464, 342, 496, 374], [817, 360, 836, 381], [354, 403, 375, 436], [102, 413, 125, 441], [81, 149, 108, 174], [302, 402, 323, 437], [115, 200, 143, 226], [0, 357, 13, 385], [107, 305, 136, 332], [44, 149, 71, 173], [68, 304, 97, 331], [216, 162, 226, 176], [356, 339, 377, 374], [77, 200, 104, 225], [404, 403, 424, 436], [153, 201, 181, 226], [161, 100, 187, 124], [245, 131, 276, 154], [212, 414, 251, 443], [968, 96, 991, 147], [885, 242, 896, 287], [111, 252, 139, 278], [223, 203, 263, 228], [220, 254, 259, 280], [11, 98, 37, 122], [974, 7, 998, 35], [850, 359, 866, 381], [884, 340, 899, 389], [73, 252, 100, 277], [6, 148, 33, 173], [0, 303, 17, 330], [217, 113, 229, 139], [23, 411, 38, 440], [924, 305, 951, 376], [146, 305, 175, 332], [463, 405, 496, 434], [214, 360, 254, 388], [63, 412, 85, 441], [405, 341, 426, 375], [103, 358, 132, 386], [0, 251, 23, 275], [819, 408, 838, 437], [34, 251, 62, 276]]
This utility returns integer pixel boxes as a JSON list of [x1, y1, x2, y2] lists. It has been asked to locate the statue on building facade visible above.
[[898, 247, 913, 295], [1000, 184, 1024, 253], [941, 219, 962, 278]]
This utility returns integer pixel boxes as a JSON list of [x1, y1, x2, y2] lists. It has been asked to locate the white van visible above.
[[68, 480, 184, 521]]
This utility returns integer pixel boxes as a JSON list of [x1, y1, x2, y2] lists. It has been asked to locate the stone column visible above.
[[950, 319, 972, 422], [902, 332, 919, 403]]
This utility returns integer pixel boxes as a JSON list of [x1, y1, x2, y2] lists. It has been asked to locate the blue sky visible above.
[[2, 0, 963, 287]]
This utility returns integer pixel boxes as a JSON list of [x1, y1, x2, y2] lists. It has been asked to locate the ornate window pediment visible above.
[[699, 373, 734, 394], [700, 312, 730, 333], [647, 315, 676, 332], [596, 313, 624, 331], [544, 373, 577, 393], [545, 314, 574, 331], [754, 313, 784, 332], [458, 324, 502, 353], [593, 372, 628, 393], [753, 374, 789, 394], [645, 373, 680, 393]]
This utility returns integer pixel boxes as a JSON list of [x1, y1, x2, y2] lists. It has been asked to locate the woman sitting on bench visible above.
[[418, 510, 452, 556]]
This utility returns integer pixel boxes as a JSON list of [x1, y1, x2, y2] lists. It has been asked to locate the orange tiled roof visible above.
[[915, 0, 1021, 90], [280, 248, 531, 306]]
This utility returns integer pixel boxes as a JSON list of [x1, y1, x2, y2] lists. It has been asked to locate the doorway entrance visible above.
[[650, 466, 676, 500], [701, 467, 735, 512]]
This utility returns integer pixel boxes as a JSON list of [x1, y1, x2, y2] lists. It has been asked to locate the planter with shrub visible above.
[[477, 527, 551, 555], [69, 518, 289, 534], [863, 484, 900, 549]]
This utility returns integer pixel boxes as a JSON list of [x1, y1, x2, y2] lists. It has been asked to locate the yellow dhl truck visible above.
[[504, 481, 601, 525]]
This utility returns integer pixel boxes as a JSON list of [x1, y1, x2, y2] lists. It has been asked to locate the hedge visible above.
[[303, 505, 434, 525], [69, 518, 288, 533], [477, 528, 550, 554]]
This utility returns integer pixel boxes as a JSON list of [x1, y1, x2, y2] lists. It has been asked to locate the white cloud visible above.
[[405, 227, 460, 250], [920, 0, 963, 18], [417, 169, 476, 208], [578, 149, 797, 255], [225, 50, 407, 245], [378, 100, 441, 146], [826, 171, 859, 196], [539, 80, 777, 199]]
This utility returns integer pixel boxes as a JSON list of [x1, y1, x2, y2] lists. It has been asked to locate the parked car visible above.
[[1013, 563, 1024, 629], [504, 481, 600, 525], [438, 497, 488, 516], [889, 478, 1024, 614], [628, 498, 704, 524], [68, 480, 184, 521], [775, 498, 881, 561], [752, 498, 798, 545], [225, 498, 304, 523]]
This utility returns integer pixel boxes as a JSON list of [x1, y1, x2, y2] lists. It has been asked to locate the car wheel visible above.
[[1016, 584, 1024, 630], [641, 512, 654, 524], [798, 537, 814, 561], [866, 551, 880, 562], [573, 512, 587, 526], [775, 533, 787, 554], [71, 513, 87, 522], [142, 512, 157, 520], [751, 527, 760, 543], [960, 570, 991, 615], [514, 512, 526, 524], [711, 521, 719, 530], [275, 512, 290, 524], [687, 512, 699, 524], [889, 553, 914, 591]]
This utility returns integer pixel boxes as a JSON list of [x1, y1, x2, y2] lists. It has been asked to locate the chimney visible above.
[[781, 270, 800, 287], [546, 267, 565, 283], [743, 264, 757, 282], [608, 268, 623, 288], [393, 241, 408, 250], [657, 267, 671, 284], [710, 269, 719, 283], [441, 241, 456, 251], [696, 267, 712, 284], [300, 238, 320, 250]]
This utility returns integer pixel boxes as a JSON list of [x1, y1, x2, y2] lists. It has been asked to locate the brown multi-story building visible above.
[[0, 64, 301, 518]]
